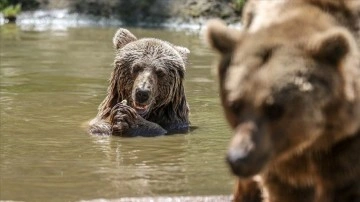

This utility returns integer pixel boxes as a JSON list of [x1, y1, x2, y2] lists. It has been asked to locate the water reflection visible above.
[[0, 25, 234, 201], [91, 135, 189, 196]]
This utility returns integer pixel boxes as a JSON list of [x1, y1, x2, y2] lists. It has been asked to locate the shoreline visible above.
[[0, 8, 242, 32]]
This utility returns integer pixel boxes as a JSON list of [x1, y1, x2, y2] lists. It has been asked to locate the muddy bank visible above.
[[11, 0, 242, 26], [69, 0, 241, 24]]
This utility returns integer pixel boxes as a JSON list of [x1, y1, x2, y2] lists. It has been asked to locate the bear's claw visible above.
[[110, 102, 138, 134]]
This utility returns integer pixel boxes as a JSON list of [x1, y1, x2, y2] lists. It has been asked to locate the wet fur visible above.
[[89, 28, 190, 137]]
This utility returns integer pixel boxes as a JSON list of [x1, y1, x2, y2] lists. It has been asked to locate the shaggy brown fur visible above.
[[206, 0, 360, 201], [89, 28, 190, 137], [232, 178, 262, 202]]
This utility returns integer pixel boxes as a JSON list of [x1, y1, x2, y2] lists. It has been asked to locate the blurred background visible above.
[[0, 0, 247, 26]]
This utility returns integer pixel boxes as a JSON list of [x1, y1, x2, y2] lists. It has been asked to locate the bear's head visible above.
[[206, 19, 360, 178], [99, 28, 190, 121]]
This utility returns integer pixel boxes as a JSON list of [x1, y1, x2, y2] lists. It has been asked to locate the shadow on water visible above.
[[0, 24, 235, 201]]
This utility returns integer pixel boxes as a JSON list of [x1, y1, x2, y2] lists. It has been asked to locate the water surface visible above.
[[0, 24, 234, 201]]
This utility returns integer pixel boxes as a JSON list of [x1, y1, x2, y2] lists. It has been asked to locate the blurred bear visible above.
[[206, 0, 360, 201]]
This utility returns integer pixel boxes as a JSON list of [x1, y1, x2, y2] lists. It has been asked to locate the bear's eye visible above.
[[229, 101, 244, 115], [132, 64, 143, 74], [260, 49, 272, 64], [156, 69, 166, 78], [258, 47, 275, 65], [263, 103, 284, 121], [262, 50, 272, 64]]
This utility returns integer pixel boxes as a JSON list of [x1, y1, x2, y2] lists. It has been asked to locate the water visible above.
[[0, 24, 235, 201]]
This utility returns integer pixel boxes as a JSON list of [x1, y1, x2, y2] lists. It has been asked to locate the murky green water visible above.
[[0, 24, 234, 201]]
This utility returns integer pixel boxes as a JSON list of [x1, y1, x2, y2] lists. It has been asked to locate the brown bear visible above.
[[205, 0, 360, 201], [89, 28, 190, 137]]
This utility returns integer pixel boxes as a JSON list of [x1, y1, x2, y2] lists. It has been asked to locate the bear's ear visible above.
[[205, 19, 240, 54], [174, 46, 190, 63], [307, 28, 354, 65], [113, 28, 137, 50]]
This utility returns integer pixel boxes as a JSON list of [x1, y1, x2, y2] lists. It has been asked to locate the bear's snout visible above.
[[132, 70, 155, 111], [133, 87, 152, 116], [226, 121, 271, 178], [135, 88, 151, 104]]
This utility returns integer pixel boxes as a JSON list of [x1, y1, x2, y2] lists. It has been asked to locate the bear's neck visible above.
[[147, 100, 189, 126]]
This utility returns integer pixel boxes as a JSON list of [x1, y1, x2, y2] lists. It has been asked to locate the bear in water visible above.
[[89, 28, 190, 137]]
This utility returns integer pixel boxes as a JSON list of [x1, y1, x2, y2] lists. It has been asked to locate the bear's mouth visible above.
[[133, 102, 150, 116]]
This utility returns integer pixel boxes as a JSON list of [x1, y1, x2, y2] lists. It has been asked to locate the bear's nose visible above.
[[135, 88, 150, 103]]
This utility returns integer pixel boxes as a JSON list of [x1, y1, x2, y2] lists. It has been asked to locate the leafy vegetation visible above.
[[0, 0, 9, 10], [233, 0, 247, 12], [1, 3, 21, 18], [4, 0, 38, 10]]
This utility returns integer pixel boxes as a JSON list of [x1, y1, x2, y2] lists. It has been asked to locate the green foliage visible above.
[[2, 3, 21, 17], [4, 0, 38, 11], [233, 0, 246, 12], [0, 0, 9, 10]]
